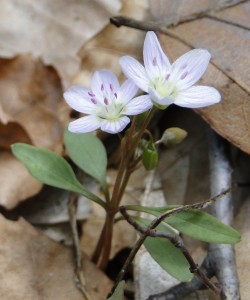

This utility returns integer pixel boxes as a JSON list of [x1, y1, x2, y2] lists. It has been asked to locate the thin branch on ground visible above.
[[68, 193, 92, 300], [110, 183, 234, 298], [120, 207, 220, 294], [110, 0, 247, 31]]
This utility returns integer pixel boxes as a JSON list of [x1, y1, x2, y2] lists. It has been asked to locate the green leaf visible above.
[[134, 217, 192, 282], [107, 281, 125, 300], [125, 205, 241, 244], [11, 143, 105, 207], [64, 129, 108, 193]]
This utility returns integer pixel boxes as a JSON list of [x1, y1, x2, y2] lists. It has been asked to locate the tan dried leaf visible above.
[[0, 0, 121, 85], [0, 215, 112, 300], [0, 55, 64, 208]]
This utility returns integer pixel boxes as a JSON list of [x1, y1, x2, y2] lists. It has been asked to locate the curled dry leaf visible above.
[[0, 0, 121, 85], [0, 214, 112, 300], [75, 0, 149, 87], [150, 0, 250, 154], [0, 55, 64, 209]]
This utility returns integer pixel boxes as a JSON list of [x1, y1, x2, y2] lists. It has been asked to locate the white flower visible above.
[[64, 70, 153, 134], [120, 31, 221, 109]]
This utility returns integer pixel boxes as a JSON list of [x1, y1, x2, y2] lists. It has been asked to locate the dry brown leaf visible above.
[[0, 0, 121, 85], [0, 214, 112, 300], [0, 55, 65, 209], [0, 55, 64, 150], [149, 0, 250, 154], [0, 152, 42, 209], [75, 0, 149, 87]]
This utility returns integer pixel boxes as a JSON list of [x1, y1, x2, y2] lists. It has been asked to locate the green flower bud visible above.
[[142, 142, 158, 170], [157, 127, 188, 147]]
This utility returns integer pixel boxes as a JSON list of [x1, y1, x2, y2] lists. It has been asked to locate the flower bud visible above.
[[157, 127, 188, 147], [142, 142, 158, 170]]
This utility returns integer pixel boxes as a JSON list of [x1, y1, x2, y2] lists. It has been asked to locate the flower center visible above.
[[151, 77, 178, 99], [96, 100, 124, 122]]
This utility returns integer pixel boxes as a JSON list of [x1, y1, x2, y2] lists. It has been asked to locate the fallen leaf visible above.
[[0, 214, 112, 300], [0, 152, 42, 209], [0, 55, 65, 209], [75, 0, 149, 87], [0, 0, 122, 85]]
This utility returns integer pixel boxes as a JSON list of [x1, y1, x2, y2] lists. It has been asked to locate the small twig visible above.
[[68, 193, 92, 300], [109, 185, 235, 297], [147, 255, 216, 300], [110, 0, 247, 32], [120, 207, 220, 294]]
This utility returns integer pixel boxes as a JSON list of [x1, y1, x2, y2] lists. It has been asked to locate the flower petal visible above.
[[124, 95, 153, 115], [116, 79, 138, 105], [143, 31, 171, 80], [149, 88, 175, 107], [175, 86, 221, 108], [64, 85, 97, 114], [68, 115, 101, 133], [100, 116, 130, 134], [91, 69, 120, 101], [171, 49, 211, 90], [120, 56, 149, 92]]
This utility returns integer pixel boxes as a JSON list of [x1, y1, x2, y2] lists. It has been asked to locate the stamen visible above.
[[101, 84, 104, 91], [180, 71, 188, 80], [104, 97, 109, 105], [88, 91, 95, 97], [91, 98, 97, 104], [114, 92, 117, 98], [110, 84, 113, 91], [153, 57, 157, 66]]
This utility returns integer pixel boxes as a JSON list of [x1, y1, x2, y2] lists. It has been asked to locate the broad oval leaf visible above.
[[64, 129, 108, 192], [134, 217, 192, 282], [11, 143, 105, 207], [126, 205, 241, 244], [107, 281, 125, 300]]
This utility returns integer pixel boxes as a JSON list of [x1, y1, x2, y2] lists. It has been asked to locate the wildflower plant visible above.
[[12, 31, 240, 297]]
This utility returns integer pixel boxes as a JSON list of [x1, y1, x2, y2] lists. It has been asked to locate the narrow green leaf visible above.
[[64, 129, 108, 192], [134, 217, 192, 282], [11, 143, 105, 207], [107, 281, 125, 300], [125, 205, 241, 244]]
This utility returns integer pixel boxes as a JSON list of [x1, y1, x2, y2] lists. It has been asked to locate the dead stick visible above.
[[68, 193, 92, 300], [120, 207, 220, 294]]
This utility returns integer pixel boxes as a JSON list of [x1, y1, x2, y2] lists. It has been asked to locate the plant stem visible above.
[[92, 109, 156, 267], [98, 212, 115, 270]]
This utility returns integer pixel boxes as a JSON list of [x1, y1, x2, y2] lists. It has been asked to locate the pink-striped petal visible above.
[[143, 31, 171, 80], [100, 116, 130, 134], [64, 85, 97, 114], [171, 49, 211, 91], [116, 79, 138, 105], [175, 85, 221, 108], [124, 94, 153, 115], [120, 56, 149, 92], [68, 115, 101, 133], [91, 69, 120, 101]]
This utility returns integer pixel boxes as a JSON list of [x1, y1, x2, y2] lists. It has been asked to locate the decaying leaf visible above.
[[0, 214, 112, 300], [75, 0, 149, 87], [0, 55, 65, 208], [0, 0, 122, 85]]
